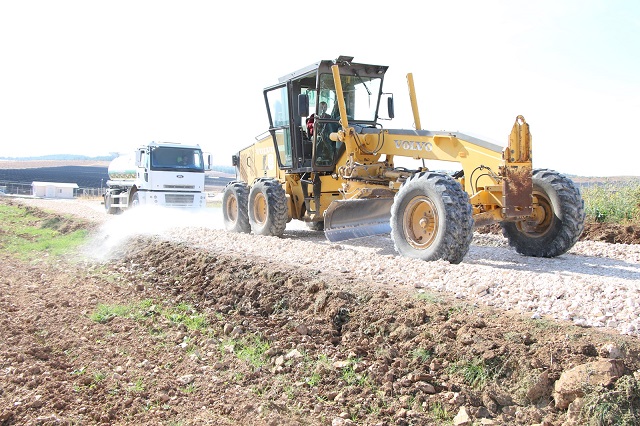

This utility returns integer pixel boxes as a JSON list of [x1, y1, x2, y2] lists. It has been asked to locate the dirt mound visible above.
[[580, 221, 640, 245], [477, 221, 640, 245]]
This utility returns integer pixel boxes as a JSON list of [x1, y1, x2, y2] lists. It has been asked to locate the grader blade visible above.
[[324, 198, 394, 242]]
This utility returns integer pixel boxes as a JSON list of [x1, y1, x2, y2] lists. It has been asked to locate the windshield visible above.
[[318, 72, 382, 122], [149, 147, 204, 172]]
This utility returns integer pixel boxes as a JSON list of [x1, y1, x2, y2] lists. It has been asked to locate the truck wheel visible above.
[[248, 179, 288, 237], [390, 172, 474, 264], [501, 169, 585, 257], [104, 194, 118, 215], [222, 182, 250, 233]]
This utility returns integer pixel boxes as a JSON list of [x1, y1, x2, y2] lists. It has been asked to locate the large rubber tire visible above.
[[104, 193, 119, 215], [222, 182, 250, 233], [248, 179, 288, 237], [501, 169, 585, 257], [390, 172, 474, 264], [130, 192, 140, 208]]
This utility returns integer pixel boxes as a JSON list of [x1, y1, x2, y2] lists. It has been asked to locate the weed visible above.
[[222, 334, 270, 369], [164, 303, 209, 331], [411, 347, 433, 363], [447, 358, 490, 389], [284, 385, 295, 400], [582, 180, 640, 223], [340, 359, 371, 388], [430, 401, 452, 421], [305, 372, 322, 387], [71, 367, 87, 376], [272, 298, 288, 314], [416, 291, 441, 303], [90, 303, 132, 323], [181, 383, 197, 394], [580, 375, 640, 425], [93, 371, 106, 383], [128, 378, 145, 394]]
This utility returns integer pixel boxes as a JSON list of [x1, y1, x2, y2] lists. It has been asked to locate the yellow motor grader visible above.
[[222, 55, 585, 263]]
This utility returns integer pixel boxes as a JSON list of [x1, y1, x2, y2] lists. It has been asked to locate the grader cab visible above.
[[222, 55, 585, 264]]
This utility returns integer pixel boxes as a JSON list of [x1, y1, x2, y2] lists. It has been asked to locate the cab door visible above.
[[264, 83, 294, 170]]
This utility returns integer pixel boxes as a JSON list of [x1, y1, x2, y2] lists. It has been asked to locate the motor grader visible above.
[[222, 55, 585, 263]]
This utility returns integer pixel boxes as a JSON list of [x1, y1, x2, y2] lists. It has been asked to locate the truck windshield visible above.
[[318, 72, 382, 122], [149, 147, 204, 172]]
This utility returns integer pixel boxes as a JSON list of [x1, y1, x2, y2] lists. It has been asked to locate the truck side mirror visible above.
[[205, 153, 213, 170], [135, 150, 144, 167], [232, 154, 240, 167], [387, 96, 395, 119], [298, 94, 309, 117]]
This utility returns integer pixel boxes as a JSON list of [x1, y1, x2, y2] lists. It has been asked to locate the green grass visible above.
[[89, 299, 210, 334], [581, 180, 640, 223], [220, 334, 271, 369], [163, 302, 209, 330], [447, 357, 491, 389], [410, 347, 433, 363], [429, 401, 452, 421], [415, 290, 442, 304], [0, 203, 89, 260]]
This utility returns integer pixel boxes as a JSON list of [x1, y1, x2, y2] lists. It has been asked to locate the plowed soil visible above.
[[1, 197, 640, 426]]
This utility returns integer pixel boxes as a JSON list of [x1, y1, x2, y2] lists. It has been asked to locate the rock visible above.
[[553, 359, 625, 409], [285, 349, 303, 359], [223, 323, 233, 335], [599, 343, 624, 359], [565, 397, 585, 425], [453, 406, 471, 426], [526, 370, 551, 402], [177, 374, 195, 385]]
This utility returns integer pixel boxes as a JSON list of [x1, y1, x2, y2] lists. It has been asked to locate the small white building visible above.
[[32, 182, 79, 199]]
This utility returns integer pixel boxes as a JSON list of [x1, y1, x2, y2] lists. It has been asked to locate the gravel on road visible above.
[[14, 196, 640, 338]]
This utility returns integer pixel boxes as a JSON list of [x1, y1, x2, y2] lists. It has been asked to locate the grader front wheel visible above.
[[501, 169, 585, 257], [390, 172, 474, 264]]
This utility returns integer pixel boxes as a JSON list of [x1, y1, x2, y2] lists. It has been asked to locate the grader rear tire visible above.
[[248, 179, 288, 237], [390, 172, 474, 264], [222, 182, 250, 233], [501, 169, 585, 257]]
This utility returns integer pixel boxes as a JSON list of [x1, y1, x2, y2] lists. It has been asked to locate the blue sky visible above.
[[1, 0, 638, 176]]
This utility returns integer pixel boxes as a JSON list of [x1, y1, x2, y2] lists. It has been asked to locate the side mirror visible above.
[[387, 95, 395, 119], [135, 149, 144, 167], [205, 153, 213, 170], [298, 94, 309, 117], [231, 154, 240, 167]]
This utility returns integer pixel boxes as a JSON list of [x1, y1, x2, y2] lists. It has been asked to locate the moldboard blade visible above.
[[324, 198, 393, 242]]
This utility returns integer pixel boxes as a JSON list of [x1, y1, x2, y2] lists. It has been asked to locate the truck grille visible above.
[[165, 194, 195, 205], [164, 185, 196, 189]]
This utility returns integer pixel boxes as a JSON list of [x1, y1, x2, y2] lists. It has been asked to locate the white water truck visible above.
[[104, 141, 211, 214]]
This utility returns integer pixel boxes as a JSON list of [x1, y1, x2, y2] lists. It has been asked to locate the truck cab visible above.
[[263, 55, 390, 173], [105, 141, 210, 213]]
